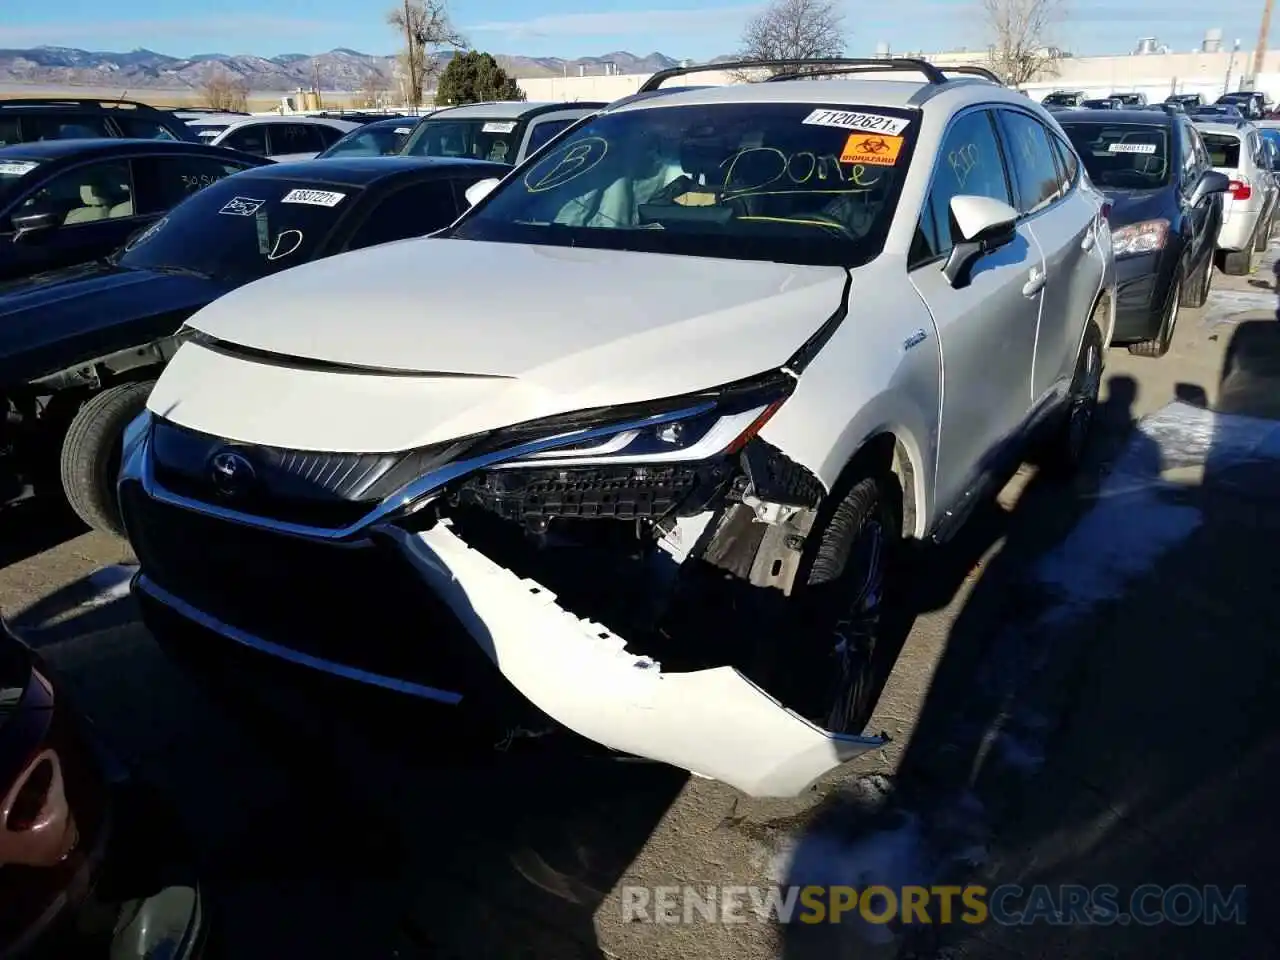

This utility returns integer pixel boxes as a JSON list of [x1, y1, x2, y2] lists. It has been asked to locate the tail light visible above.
[[1229, 178, 1252, 200], [1100, 201, 1113, 220]]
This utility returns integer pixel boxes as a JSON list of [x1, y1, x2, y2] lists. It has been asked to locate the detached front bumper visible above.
[[119, 413, 884, 798]]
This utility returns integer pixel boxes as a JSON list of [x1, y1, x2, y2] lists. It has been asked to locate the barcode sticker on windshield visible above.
[[281, 188, 347, 207], [1108, 142, 1157, 154], [394, 127, 411, 135], [0, 161, 39, 176], [802, 109, 910, 136], [482, 121, 517, 133]]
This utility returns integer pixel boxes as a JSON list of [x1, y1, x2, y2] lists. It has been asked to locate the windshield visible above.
[[1042, 94, 1080, 106], [1060, 123, 1172, 189], [321, 122, 413, 158], [193, 124, 230, 142], [1200, 133, 1242, 168], [117, 176, 357, 284], [0, 158, 43, 205], [449, 102, 916, 268], [402, 118, 523, 163]]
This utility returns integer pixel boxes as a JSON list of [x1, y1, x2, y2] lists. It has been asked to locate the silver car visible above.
[[1193, 118, 1280, 273]]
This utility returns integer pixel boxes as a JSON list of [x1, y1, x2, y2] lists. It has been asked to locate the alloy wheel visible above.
[[825, 518, 886, 733]]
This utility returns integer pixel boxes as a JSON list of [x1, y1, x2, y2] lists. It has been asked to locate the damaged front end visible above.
[[123, 367, 887, 797]]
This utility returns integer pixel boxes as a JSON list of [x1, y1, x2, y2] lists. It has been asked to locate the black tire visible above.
[[1179, 252, 1213, 309], [1222, 246, 1253, 276], [1128, 270, 1181, 358], [59, 380, 154, 537], [1043, 320, 1104, 476], [789, 472, 902, 734]]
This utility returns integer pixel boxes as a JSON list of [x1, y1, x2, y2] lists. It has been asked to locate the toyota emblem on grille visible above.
[[208, 449, 256, 499]]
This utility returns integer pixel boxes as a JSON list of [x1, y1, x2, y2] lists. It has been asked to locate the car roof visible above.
[[1056, 108, 1174, 126], [235, 155, 506, 186], [185, 113, 249, 126], [352, 116, 419, 129], [603, 76, 1014, 115], [216, 115, 358, 128], [0, 137, 247, 161], [1192, 120, 1253, 135], [426, 100, 605, 120]]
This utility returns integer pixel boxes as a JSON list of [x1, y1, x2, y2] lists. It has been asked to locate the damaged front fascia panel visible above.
[[383, 519, 885, 797]]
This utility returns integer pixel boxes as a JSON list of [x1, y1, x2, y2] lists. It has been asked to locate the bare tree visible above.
[[980, 0, 1065, 87], [201, 68, 250, 111], [387, 0, 466, 106], [736, 0, 846, 76], [358, 70, 391, 107]]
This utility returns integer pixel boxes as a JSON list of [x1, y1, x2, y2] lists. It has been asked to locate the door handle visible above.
[[1022, 267, 1046, 297]]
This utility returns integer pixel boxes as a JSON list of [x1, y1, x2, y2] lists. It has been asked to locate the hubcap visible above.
[[826, 519, 886, 732], [1067, 340, 1102, 459]]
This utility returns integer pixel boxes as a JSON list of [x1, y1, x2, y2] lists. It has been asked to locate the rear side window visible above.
[[1201, 133, 1242, 168], [134, 155, 251, 211], [997, 110, 1064, 214], [222, 125, 267, 155], [115, 116, 179, 140], [911, 109, 1011, 266], [26, 114, 111, 141], [1048, 133, 1079, 192], [270, 124, 324, 155], [525, 117, 576, 156]]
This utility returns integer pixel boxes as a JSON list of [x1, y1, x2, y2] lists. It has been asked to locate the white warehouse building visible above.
[[511, 32, 1280, 106]]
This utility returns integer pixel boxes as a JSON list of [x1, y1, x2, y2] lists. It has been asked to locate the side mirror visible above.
[[943, 195, 1019, 288], [10, 210, 60, 243], [464, 178, 501, 208], [1192, 170, 1231, 205]]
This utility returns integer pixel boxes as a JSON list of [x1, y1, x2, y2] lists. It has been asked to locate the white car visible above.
[[119, 58, 1115, 797], [399, 100, 605, 165], [1193, 118, 1280, 273], [184, 115, 360, 161]]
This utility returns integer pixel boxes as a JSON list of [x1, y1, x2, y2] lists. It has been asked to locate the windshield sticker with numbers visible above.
[[1108, 142, 1157, 154], [802, 109, 910, 136], [482, 121, 517, 134], [280, 188, 347, 207], [0, 160, 39, 176]]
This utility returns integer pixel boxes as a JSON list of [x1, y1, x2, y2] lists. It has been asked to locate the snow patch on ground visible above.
[[776, 399, 1280, 947]]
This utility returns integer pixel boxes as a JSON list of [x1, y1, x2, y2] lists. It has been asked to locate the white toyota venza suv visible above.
[[120, 59, 1116, 797]]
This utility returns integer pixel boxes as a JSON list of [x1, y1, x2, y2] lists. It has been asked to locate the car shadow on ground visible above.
[[0, 494, 87, 570], [778, 321, 1280, 958]]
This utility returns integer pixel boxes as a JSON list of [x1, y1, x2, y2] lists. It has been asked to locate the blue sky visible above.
[[0, 0, 1271, 61]]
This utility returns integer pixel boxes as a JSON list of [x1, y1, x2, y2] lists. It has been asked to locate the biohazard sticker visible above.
[[802, 108, 910, 136], [219, 196, 266, 216], [1108, 142, 1157, 155], [841, 133, 904, 166]]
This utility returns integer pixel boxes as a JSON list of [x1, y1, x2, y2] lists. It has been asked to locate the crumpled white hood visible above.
[[158, 238, 847, 452], [188, 237, 846, 387]]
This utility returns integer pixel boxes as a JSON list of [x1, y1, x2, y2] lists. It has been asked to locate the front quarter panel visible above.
[[759, 268, 940, 539]]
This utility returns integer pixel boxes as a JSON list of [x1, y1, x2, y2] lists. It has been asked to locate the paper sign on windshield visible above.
[[802, 109, 910, 136], [1108, 142, 1157, 154], [841, 133, 904, 166], [0, 161, 39, 176], [281, 188, 347, 207], [482, 121, 517, 134]]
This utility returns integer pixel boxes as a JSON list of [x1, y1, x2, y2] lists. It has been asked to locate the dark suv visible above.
[[0, 99, 195, 145]]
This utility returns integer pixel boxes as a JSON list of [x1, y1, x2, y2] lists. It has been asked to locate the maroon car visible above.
[[0, 615, 205, 958]]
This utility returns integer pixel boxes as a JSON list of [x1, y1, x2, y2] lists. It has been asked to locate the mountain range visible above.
[[0, 45, 691, 93]]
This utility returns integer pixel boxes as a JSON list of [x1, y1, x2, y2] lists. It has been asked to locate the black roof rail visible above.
[[638, 57, 949, 92], [0, 96, 166, 113], [943, 65, 1003, 84]]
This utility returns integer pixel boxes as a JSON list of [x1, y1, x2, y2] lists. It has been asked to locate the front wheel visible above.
[[60, 380, 154, 537], [789, 472, 903, 734], [1128, 271, 1181, 358]]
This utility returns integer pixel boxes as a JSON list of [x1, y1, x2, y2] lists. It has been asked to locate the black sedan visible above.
[[316, 116, 421, 159], [1, 614, 204, 957], [0, 139, 271, 282], [1, 156, 505, 534], [1058, 109, 1229, 358]]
